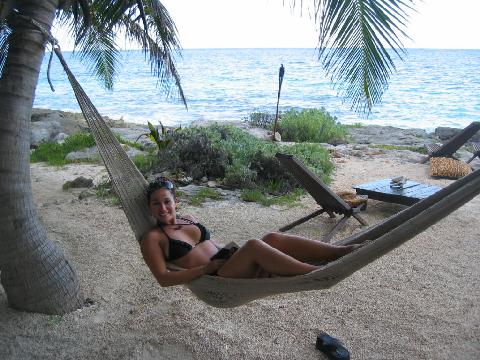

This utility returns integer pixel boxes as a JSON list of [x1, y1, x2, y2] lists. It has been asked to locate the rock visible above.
[[348, 125, 431, 146], [31, 120, 63, 146], [176, 176, 194, 186], [65, 145, 147, 162], [78, 190, 96, 200], [110, 127, 156, 149], [435, 126, 480, 142], [206, 181, 218, 188], [31, 108, 86, 134], [66, 146, 101, 162], [53, 132, 69, 143], [63, 176, 94, 190]]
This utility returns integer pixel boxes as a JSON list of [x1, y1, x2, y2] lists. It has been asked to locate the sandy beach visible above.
[[1, 149, 479, 360]]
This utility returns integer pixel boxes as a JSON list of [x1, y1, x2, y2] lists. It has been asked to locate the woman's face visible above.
[[149, 188, 177, 224]]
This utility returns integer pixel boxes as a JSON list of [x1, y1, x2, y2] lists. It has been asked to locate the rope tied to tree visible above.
[[15, 12, 60, 91]]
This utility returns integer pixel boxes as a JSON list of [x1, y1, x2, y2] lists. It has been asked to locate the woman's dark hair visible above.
[[145, 176, 176, 202]]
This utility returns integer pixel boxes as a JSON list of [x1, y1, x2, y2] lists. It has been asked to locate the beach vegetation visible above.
[[187, 188, 223, 206], [131, 154, 161, 174], [135, 121, 177, 151], [244, 111, 276, 129], [30, 132, 145, 166], [346, 123, 364, 128], [277, 108, 348, 144], [156, 124, 334, 196], [31, 132, 96, 166], [241, 188, 304, 207], [94, 177, 122, 206]]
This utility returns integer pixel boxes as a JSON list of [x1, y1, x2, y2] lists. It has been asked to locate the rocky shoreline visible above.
[[30, 108, 480, 164]]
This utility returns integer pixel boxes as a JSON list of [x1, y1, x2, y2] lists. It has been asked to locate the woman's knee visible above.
[[244, 238, 263, 250], [262, 232, 282, 246]]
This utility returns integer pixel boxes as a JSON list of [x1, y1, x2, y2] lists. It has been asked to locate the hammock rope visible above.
[[48, 44, 480, 308], [54, 47, 155, 240]]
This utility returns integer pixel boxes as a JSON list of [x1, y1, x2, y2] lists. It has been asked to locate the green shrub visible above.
[[30, 132, 148, 167], [31, 132, 96, 165], [156, 124, 334, 195], [187, 188, 222, 206], [284, 143, 334, 184], [243, 111, 276, 129], [131, 154, 161, 174], [278, 108, 348, 144], [241, 188, 304, 207]]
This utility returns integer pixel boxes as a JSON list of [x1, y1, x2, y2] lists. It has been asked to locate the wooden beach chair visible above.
[[422, 121, 480, 163], [466, 142, 480, 164], [275, 153, 368, 242]]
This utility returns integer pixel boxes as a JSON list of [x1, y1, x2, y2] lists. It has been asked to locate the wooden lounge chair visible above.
[[422, 121, 480, 163], [466, 142, 480, 164], [275, 153, 368, 242]]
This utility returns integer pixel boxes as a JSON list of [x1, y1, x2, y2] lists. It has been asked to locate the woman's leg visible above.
[[261, 232, 360, 262], [217, 239, 318, 278]]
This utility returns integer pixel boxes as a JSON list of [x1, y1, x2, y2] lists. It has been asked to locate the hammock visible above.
[[53, 48, 480, 308]]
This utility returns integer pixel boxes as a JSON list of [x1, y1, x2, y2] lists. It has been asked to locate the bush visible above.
[[243, 111, 276, 129], [31, 132, 96, 165], [278, 108, 348, 144], [156, 124, 334, 194]]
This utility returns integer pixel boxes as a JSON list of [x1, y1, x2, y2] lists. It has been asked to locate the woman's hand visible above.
[[203, 259, 226, 275]]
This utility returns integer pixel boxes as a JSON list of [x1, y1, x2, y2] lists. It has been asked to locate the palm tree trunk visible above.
[[0, 0, 84, 314]]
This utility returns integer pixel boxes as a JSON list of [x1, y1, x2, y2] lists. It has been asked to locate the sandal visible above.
[[316, 331, 350, 360]]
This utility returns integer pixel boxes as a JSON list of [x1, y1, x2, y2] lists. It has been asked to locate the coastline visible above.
[[1, 108, 478, 359]]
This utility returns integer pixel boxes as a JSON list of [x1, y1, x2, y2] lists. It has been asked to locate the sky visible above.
[[160, 0, 480, 49], [53, 0, 480, 50]]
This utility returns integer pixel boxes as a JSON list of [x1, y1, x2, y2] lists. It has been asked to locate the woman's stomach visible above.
[[174, 240, 218, 268]]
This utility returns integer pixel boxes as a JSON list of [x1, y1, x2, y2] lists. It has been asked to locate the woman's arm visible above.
[[140, 231, 223, 287]]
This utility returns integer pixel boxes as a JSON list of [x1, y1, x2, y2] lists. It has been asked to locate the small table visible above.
[[353, 178, 442, 206]]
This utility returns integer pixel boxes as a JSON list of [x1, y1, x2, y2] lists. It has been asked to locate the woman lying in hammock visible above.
[[141, 177, 361, 286]]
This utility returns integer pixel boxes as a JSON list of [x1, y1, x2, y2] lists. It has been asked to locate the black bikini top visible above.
[[157, 217, 211, 261]]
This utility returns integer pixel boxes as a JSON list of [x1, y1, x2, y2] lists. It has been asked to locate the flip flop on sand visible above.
[[316, 331, 350, 360]]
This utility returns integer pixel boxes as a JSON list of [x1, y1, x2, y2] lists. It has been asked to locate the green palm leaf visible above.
[[312, 0, 414, 113], [56, 0, 186, 105]]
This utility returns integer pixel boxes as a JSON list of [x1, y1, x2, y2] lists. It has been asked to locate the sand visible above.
[[0, 153, 479, 360]]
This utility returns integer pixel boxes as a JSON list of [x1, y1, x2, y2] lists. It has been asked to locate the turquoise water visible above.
[[34, 48, 480, 131]]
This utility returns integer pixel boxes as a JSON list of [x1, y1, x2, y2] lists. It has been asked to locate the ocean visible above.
[[34, 48, 480, 131]]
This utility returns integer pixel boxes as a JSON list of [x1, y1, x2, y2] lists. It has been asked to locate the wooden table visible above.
[[353, 178, 442, 206]]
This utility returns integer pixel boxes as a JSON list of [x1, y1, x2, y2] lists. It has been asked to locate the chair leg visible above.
[[326, 210, 336, 218], [279, 208, 326, 232], [466, 154, 478, 164], [352, 213, 368, 226], [322, 216, 350, 243]]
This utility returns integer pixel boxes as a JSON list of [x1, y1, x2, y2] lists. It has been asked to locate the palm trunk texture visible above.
[[0, 0, 84, 314]]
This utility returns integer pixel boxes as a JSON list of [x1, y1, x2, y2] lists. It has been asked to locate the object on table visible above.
[[390, 175, 408, 189]]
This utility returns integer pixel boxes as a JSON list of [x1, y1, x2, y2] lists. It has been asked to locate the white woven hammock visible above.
[[54, 48, 480, 308]]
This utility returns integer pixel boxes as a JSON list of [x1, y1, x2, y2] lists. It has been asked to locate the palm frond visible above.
[[312, 0, 414, 114], [122, 15, 186, 107], [55, 0, 186, 106], [120, 0, 186, 106], [74, 23, 119, 90]]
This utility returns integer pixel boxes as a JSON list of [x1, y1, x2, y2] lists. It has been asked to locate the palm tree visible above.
[[0, 0, 413, 314], [0, 0, 185, 314]]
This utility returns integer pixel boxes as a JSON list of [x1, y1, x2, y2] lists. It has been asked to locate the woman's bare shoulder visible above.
[[141, 227, 166, 247]]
